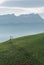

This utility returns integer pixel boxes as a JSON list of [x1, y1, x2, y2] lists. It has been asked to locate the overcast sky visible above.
[[1, 0, 44, 7], [0, 0, 44, 18]]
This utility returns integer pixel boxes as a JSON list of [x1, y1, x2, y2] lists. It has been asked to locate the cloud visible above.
[[0, 0, 6, 4], [1, 0, 44, 7], [0, 0, 44, 19], [0, 6, 44, 18]]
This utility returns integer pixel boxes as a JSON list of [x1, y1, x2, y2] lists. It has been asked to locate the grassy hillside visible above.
[[0, 33, 44, 65]]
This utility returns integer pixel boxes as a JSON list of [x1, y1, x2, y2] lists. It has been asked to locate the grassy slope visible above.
[[0, 33, 44, 65]]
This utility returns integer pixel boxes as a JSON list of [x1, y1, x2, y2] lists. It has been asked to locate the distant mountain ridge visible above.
[[0, 14, 44, 24]]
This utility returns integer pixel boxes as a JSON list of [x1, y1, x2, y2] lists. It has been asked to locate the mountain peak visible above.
[[0, 13, 43, 24]]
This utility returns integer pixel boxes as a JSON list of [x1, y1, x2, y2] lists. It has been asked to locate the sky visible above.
[[0, 0, 44, 18]]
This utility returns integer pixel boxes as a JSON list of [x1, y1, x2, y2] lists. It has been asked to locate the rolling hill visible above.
[[0, 33, 44, 65]]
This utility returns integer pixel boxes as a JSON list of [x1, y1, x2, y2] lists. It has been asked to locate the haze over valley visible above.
[[0, 13, 44, 42]]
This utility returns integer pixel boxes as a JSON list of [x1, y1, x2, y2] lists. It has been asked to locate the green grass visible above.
[[0, 33, 44, 65]]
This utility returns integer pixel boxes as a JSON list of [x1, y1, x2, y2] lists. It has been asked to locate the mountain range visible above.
[[0, 13, 44, 42], [0, 13, 44, 24]]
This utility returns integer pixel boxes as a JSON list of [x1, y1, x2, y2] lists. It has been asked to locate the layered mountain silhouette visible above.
[[0, 13, 44, 24], [0, 13, 44, 42]]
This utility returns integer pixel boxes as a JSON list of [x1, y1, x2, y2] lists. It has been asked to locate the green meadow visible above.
[[0, 33, 44, 65]]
